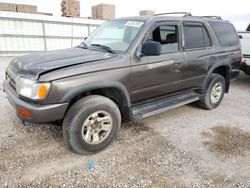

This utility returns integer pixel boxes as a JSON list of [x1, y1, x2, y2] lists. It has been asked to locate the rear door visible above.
[[182, 21, 215, 90]]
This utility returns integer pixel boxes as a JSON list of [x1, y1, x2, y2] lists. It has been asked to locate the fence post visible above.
[[88, 24, 91, 36], [71, 18, 73, 48], [42, 21, 47, 51]]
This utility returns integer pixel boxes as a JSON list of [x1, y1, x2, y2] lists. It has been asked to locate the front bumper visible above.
[[3, 80, 68, 123]]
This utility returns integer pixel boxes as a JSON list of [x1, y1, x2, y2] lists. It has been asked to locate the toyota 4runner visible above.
[[3, 13, 241, 154]]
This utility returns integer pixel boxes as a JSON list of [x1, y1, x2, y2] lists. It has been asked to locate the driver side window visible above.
[[147, 25, 179, 54]]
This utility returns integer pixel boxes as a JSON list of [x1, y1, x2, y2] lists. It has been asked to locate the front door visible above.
[[130, 22, 184, 104]]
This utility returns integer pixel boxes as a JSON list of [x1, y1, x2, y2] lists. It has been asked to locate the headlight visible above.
[[15, 77, 51, 100]]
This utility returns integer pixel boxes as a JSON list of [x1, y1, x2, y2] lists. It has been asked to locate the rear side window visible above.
[[183, 22, 211, 49], [209, 21, 239, 47]]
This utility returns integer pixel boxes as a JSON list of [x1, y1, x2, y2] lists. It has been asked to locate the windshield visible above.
[[84, 20, 144, 52]]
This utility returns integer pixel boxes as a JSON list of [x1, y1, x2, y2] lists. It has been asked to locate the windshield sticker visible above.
[[125, 21, 143, 27]]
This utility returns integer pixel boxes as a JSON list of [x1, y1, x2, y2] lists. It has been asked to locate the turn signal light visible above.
[[38, 85, 49, 98], [16, 107, 32, 119]]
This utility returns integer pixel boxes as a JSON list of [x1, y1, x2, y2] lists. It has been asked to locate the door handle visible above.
[[174, 62, 181, 65], [173, 61, 184, 73], [210, 56, 216, 61], [173, 61, 184, 66]]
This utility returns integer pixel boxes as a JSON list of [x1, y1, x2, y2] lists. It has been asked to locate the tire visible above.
[[244, 66, 250, 75], [62, 95, 121, 155], [199, 74, 226, 110]]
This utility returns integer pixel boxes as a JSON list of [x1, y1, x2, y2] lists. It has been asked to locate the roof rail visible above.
[[201, 16, 222, 20], [154, 12, 192, 17]]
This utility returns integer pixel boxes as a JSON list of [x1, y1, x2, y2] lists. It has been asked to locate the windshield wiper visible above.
[[91, 44, 115, 53]]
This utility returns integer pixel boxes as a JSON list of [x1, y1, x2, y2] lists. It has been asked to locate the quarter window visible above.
[[209, 21, 239, 47], [183, 23, 211, 49]]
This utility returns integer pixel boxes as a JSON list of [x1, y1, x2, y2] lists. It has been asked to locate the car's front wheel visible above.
[[62, 95, 121, 154], [199, 74, 226, 110]]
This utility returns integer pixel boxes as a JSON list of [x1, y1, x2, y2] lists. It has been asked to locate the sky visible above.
[[0, 0, 249, 30]]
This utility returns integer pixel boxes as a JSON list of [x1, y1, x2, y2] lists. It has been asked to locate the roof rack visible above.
[[154, 12, 192, 17], [201, 16, 222, 20]]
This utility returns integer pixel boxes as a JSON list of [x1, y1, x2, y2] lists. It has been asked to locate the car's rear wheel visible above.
[[62, 95, 121, 154], [244, 66, 250, 75], [199, 74, 225, 110]]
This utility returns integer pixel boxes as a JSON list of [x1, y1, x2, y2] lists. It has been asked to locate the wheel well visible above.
[[67, 88, 131, 122], [212, 66, 230, 92]]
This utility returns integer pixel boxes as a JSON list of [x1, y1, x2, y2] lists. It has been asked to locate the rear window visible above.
[[209, 21, 239, 47]]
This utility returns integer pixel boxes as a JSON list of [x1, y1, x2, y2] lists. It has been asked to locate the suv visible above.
[[3, 13, 241, 154]]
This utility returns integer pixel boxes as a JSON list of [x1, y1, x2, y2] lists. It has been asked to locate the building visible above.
[[0, 2, 37, 14], [139, 10, 155, 16], [91, 3, 115, 20], [0, 2, 16, 12], [61, 0, 80, 18], [0, 2, 52, 16]]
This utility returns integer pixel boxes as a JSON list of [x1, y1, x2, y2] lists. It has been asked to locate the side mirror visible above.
[[239, 35, 243, 39], [141, 41, 161, 56]]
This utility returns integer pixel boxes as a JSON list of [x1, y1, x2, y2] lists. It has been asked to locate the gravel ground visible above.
[[0, 57, 250, 187]]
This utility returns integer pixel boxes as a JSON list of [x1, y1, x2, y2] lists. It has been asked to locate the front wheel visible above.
[[62, 95, 121, 154], [199, 74, 226, 110]]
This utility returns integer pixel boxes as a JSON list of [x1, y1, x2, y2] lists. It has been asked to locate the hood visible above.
[[9, 48, 117, 79]]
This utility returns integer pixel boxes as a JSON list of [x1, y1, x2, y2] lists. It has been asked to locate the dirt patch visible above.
[[130, 122, 151, 133], [12, 125, 193, 187], [201, 124, 250, 155], [198, 171, 234, 187]]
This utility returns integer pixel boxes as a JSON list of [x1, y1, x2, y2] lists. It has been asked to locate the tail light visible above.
[[240, 54, 245, 65]]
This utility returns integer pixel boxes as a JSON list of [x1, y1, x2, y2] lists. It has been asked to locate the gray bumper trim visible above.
[[3, 81, 68, 123]]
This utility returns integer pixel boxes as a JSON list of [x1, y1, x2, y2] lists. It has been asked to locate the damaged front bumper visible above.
[[3, 80, 68, 123]]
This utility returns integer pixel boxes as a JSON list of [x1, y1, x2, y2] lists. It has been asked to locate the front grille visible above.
[[243, 54, 250, 59], [6, 72, 16, 92]]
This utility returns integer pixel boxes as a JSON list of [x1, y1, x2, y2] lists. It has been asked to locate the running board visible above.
[[131, 92, 200, 120]]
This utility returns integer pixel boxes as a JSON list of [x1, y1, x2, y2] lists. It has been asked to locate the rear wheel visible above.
[[244, 66, 250, 75], [62, 95, 121, 154], [199, 74, 226, 110]]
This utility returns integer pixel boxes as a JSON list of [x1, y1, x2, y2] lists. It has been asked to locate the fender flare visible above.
[[60, 80, 131, 107], [201, 62, 232, 92]]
